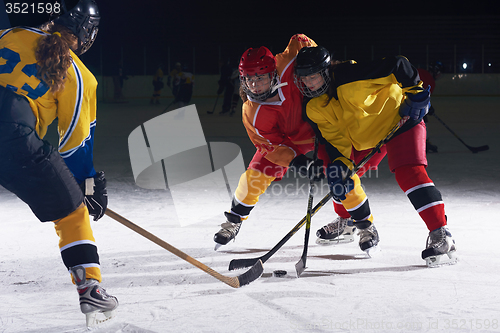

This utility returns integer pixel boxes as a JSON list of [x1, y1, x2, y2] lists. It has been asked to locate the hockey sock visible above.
[[231, 169, 275, 219], [340, 174, 373, 223], [54, 204, 101, 283], [333, 200, 351, 219], [394, 164, 446, 231]]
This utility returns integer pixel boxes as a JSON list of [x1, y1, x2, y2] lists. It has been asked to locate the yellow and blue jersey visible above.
[[0, 27, 98, 183]]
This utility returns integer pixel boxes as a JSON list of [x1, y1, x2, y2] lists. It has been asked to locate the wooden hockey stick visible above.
[[295, 137, 319, 277], [229, 118, 407, 271], [105, 208, 263, 288]]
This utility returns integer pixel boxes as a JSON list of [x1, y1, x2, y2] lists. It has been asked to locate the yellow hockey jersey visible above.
[[0, 27, 98, 182], [306, 56, 423, 161]]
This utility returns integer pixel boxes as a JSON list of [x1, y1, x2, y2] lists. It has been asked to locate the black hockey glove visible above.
[[79, 171, 108, 221], [326, 159, 354, 201], [289, 154, 325, 182]]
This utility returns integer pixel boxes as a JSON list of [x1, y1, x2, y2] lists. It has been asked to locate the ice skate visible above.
[[354, 220, 380, 257], [422, 226, 457, 267], [214, 212, 242, 250], [316, 217, 356, 245], [70, 266, 119, 328]]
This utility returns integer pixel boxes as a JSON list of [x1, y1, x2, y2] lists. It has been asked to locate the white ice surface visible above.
[[1, 96, 499, 333]]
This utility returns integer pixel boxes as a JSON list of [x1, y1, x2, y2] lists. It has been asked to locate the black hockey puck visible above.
[[273, 270, 287, 277]]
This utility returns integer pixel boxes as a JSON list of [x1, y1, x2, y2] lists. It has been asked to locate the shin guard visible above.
[[394, 165, 446, 231], [54, 204, 101, 283], [231, 169, 275, 219]]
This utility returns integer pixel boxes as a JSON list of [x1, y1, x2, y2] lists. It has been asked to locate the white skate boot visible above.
[[422, 226, 457, 267], [70, 266, 118, 328], [316, 217, 356, 245]]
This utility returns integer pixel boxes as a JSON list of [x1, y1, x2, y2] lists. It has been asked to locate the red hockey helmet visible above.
[[239, 46, 276, 77], [239, 47, 278, 101]]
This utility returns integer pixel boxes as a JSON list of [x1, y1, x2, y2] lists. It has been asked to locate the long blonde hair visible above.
[[35, 23, 77, 93]]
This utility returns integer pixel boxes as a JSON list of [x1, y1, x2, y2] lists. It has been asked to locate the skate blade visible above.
[[425, 251, 458, 268], [214, 243, 223, 251], [315, 235, 355, 246], [364, 245, 381, 258], [85, 310, 116, 329]]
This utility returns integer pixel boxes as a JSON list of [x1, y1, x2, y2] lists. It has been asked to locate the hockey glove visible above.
[[326, 159, 354, 201], [399, 86, 431, 121], [79, 171, 108, 221], [289, 154, 325, 182]]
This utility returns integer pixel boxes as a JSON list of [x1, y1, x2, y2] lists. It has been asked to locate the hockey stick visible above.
[[295, 137, 319, 276], [431, 112, 489, 153], [105, 208, 263, 288], [207, 94, 220, 114], [228, 118, 407, 271]]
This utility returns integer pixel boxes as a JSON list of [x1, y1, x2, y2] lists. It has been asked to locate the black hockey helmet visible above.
[[54, 0, 100, 55], [429, 61, 444, 78], [294, 46, 331, 98]]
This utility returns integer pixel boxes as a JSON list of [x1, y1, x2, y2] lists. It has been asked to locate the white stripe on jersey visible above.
[[60, 239, 97, 252], [404, 182, 435, 196], [0, 27, 48, 39], [59, 121, 95, 158], [59, 61, 84, 150], [346, 196, 368, 212], [416, 201, 444, 213]]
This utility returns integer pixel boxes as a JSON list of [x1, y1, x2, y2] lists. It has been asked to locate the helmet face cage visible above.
[[294, 67, 331, 98], [54, 0, 100, 55], [294, 46, 332, 98], [239, 47, 279, 101], [240, 70, 278, 101]]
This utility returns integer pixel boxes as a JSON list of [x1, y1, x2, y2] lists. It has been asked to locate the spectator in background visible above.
[[150, 64, 164, 105], [173, 65, 195, 108], [167, 62, 182, 99], [217, 58, 240, 115], [417, 61, 443, 153], [113, 64, 128, 102]]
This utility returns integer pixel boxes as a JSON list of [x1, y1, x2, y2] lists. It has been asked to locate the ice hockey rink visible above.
[[0, 95, 499, 333]]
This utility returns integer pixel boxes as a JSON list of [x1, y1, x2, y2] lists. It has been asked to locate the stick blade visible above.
[[229, 257, 261, 271], [237, 259, 264, 286], [470, 145, 489, 153], [295, 258, 306, 277]]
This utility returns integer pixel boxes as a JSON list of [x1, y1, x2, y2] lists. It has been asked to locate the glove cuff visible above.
[[332, 157, 354, 171], [83, 177, 95, 195]]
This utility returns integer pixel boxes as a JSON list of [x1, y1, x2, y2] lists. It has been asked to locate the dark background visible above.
[[3, 0, 500, 75]]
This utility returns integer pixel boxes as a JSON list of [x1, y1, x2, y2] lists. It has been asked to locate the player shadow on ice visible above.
[[221, 247, 283, 255], [302, 265, 428, 278], [258, 262, 427, 281], [20, 323, 158, 333]]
